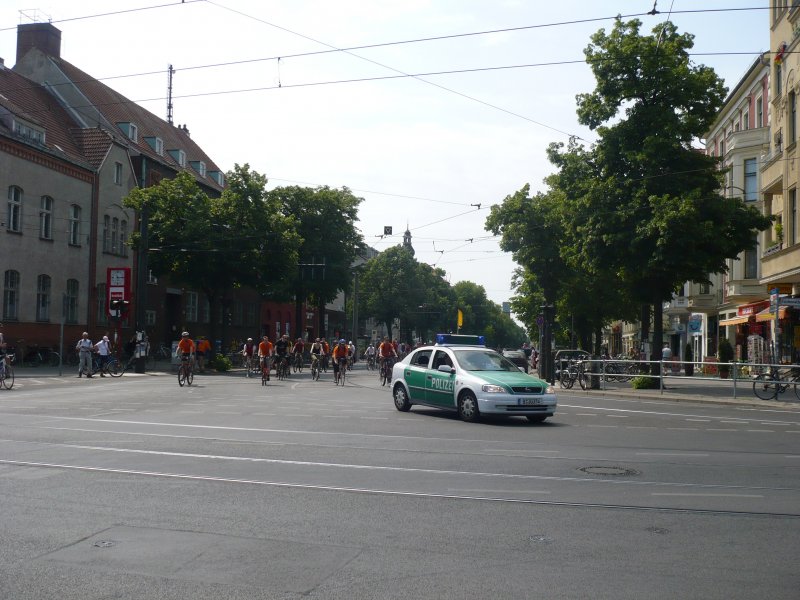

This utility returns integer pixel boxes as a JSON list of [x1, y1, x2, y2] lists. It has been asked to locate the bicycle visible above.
[[366, 354, 376, 371], [91, 355, 124, 377], [177, 355, 194, 387], [334, 357, 347, 385], [753, 366, 800, 401], [0, 354, 15, 389], [293, 352, 304, 373], [243, 354, 258, 378], [261, 357, 270, 386], [310, 354, 321, 381], [276, 355, 290, 381], [379, 357, 395, 387]]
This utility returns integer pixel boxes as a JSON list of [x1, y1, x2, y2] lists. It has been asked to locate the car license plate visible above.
[[518, 398, 541, 406]]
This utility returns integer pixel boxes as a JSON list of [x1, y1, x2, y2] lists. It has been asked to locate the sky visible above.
[[0, 0, 769, 318]]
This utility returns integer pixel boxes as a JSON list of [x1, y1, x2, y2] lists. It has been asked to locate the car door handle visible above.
[[426, 375, 432, 380]]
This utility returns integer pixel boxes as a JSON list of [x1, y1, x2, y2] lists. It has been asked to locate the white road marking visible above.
[[651, 493, 763, 498], [637, 452, 709, 457], [746, 430, 774, 433]]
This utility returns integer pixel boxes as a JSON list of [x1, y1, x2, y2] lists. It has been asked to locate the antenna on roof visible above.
[[166, 64, 174, 125]]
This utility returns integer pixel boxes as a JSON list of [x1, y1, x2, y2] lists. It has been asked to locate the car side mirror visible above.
[[438, 365, 455, 374]]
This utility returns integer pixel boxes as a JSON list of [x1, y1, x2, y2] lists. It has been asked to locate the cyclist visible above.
[[0, 322, 7, 370], [241, 337, 256, 376], [274, 334, 290, 376], [176, 331, 195, 373], [347, 340, 356, 369], [258, 335, 273, 381], [364, 343, 376, 368], [378, 336, 398, 380], [309, 338, 323, 371], [321, 338, 330, 372], [196, 336, 211, 373], [332, 339, 349, 382], [292, 337, 305, 370]]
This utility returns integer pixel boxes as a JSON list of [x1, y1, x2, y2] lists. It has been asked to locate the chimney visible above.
[[17, 23, 62, 64]]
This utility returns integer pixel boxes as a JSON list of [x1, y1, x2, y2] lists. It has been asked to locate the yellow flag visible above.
[[457, 309, 463, 327]]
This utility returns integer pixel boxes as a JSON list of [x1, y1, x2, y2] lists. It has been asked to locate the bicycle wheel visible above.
[[48, 351, 61, 367], [578, 370, 588, 390], [178, 365, 186, 387], [1, 366, 13, 389], [339, 366, 346, 386], [107, 358, 123, 377], [753, 373, 777, 400], [187, 368, 194, 386]]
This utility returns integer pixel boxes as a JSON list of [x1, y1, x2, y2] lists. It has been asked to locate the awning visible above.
[[755, 307, 790, 322], [719, 315, 751, 327]]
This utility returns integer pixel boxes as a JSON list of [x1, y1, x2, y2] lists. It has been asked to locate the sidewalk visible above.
[[566, 373, 800, 409]]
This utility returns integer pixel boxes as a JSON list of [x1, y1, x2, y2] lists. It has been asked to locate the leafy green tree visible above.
[[268, 185, 365, 338], [569, 18, 771, 362], [359, 246, 423, 336]]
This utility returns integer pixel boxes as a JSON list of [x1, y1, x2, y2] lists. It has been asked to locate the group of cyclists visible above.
[[175, 330, 401, 386]]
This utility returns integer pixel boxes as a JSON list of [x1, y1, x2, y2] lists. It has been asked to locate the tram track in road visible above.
[[0, 455, 798, 519]]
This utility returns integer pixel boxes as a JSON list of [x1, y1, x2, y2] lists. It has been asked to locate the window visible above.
[[3, 270, 20, 320], [65, 279, 78, 324], [246, 302, 257, 327], [776, 63, 782, 96], [756, 97, 763, 128], [168, 149, 187, 167], [145, 310, 156, 326], [111, 217, 119, 254], [7, 186, 22, 232], [68, 205, 81, 246], [743, 106, 749, 130], [129, 123, 138, 142], [744, 236, 758, 279], [744, 158, 758, 201], [186, 291, 198, 322], [233, 301, 243, 326], [103, 215, 110, 252], [790, 92, 797, 143], [96, 283, 108, 326], [39, 195, 53, 239], [36, 274, 51, 321], [114, 162, 123, 185], [791, 189, 798, 245], [120, 220, 128, 257], [201, 297, 210, 324], [719, 139, 725, 157]]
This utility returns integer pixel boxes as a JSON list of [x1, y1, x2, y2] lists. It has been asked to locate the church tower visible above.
[[402, 224, 415, 256]]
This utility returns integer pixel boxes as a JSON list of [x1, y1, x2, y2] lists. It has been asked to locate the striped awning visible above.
[[755, 307, 790, 322], [719, 315, 750, 327]]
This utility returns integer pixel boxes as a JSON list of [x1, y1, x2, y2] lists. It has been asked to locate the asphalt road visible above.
[[0, 364, 798, 599]]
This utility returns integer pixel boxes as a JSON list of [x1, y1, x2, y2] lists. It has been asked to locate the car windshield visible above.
[[455, 349, 520, 372]]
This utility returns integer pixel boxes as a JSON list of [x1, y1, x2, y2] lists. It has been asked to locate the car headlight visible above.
[[481, 384, 506, 393], [545, 384, 556, 394]]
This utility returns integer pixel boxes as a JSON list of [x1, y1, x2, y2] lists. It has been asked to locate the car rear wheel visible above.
[[458, 391, 480, 423], [393, 384, 411, 412], [526, 415, 548, 423]]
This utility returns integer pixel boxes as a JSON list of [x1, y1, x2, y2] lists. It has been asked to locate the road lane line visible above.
[[637, 452, 709, 457], [651, 493, 763, 498]]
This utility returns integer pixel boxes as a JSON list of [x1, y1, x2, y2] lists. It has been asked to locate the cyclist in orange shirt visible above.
[[196, 336, 211, 372], [332, 338, 349, 382], [176, 332, 195, 370], [258, 335, 273, 381]]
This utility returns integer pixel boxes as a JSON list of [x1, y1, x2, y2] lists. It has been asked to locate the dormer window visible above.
[[168, 149, 186, 167], [208, 171, 225, 186], [117, 122, 138, 142], [13, 118, 45, 144], [189, 161, 206, 177], [144, 136, 164, 156]]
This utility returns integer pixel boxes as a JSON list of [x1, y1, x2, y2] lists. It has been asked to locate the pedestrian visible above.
[[94, 335, 112, 376], [662, 343, 673, 360], [76, 332, 94, 378], [196, 336, 211, 372]]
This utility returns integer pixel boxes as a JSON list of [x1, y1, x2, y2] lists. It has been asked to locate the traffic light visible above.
[[110, 299, 130, 313]]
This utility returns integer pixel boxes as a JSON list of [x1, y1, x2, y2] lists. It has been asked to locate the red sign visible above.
[[107, 267, 131, 316]]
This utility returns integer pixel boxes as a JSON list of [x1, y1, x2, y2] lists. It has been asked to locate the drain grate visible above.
[[578, 466, 640, 477]]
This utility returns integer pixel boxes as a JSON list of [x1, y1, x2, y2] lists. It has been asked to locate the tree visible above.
[[268, 185, 365, 338], [569, 18, 771, 363], [359, 246, 423, 336]]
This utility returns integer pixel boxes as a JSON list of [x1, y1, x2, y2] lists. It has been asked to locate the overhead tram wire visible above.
[[0, 0, 204, 32]]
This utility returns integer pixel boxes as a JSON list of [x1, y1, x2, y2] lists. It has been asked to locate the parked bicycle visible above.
[[0, 353, 15, 389], [752, 366, 800, 401]]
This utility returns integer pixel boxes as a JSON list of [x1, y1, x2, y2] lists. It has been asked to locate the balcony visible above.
[[663, 296, 689, 316]]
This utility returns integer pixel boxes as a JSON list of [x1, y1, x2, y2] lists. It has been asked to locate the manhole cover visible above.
[[528, 535, 553, 544], [93, 540, 115, 548], [578, 466, 640, 476], [646, 527, 669, 535]]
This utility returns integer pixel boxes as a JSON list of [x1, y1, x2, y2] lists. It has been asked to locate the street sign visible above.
[[778, 297, 800, 307], [107, 267, 131, 316]]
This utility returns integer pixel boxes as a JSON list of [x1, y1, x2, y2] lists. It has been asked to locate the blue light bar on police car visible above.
[[435, 333, 486, 346]]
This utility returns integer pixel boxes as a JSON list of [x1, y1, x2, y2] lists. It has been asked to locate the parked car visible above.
[[502, 349, 529, 373], [391, 334, 557, 423]]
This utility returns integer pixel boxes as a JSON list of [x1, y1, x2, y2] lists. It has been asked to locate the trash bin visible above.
[[590, 356, 601, 389]]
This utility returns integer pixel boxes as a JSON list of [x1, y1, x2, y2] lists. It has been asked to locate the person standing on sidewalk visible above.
[[94, 335, 112, 376], [76, 332, 94, 378]]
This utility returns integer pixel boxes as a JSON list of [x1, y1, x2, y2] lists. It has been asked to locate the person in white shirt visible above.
[[76, 332, 94, 378], [94, 335, 112, 377]]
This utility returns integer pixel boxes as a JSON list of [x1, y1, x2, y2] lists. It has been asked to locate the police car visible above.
[[391, 334, 557, 423]]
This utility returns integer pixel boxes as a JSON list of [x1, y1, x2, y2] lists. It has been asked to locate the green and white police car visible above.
[[391, 334, 557, 423]]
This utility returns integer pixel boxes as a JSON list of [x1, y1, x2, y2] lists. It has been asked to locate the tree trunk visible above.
[[294, 288, 304, 341], [317, 296, 326, 339], [651, 299, 664, 376]]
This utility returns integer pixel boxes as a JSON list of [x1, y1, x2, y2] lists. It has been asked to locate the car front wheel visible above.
[[458, 391, 480, 423], [393, 384, 411, 412]]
